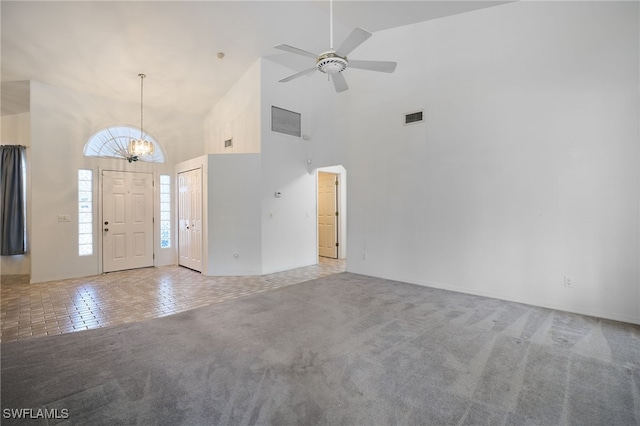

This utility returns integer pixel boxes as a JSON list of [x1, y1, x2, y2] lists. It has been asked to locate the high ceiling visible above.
[[1, 1, 508, 117]]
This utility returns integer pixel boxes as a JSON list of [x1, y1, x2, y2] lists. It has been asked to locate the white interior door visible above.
[[178, 168, 202, 271], [103, 171, 154, 273], [318, 172, 338, 259]]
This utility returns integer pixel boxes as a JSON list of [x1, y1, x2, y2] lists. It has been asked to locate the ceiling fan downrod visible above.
[[329, 0, 334, 50]]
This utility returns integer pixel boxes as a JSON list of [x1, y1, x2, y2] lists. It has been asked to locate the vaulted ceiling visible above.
[[1, 1, 508, 117]]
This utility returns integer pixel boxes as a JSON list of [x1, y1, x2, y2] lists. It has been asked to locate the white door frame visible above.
[[316, 165, 347, 260], [178, 167, 203, 272]]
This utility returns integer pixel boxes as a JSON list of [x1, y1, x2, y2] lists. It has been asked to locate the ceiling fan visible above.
[[274, 0, 397, 93]]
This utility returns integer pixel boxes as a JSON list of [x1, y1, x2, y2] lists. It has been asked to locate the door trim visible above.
[[178, 167, 203, 272], [316, 165, 347, 260]]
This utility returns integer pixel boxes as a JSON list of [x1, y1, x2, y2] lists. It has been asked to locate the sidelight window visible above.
[[78, 169, 93, 256], [160, 175, 171, 248]]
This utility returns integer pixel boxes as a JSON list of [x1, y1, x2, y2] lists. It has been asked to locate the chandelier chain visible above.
[[139, 73, 145, 139], [127, 73, 154, 162]]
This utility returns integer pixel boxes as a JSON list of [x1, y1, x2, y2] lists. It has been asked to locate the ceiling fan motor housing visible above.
[[317, 52, 348, 74]]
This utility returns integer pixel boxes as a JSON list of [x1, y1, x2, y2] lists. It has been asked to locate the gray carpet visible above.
[[2, 272, 639, 425]]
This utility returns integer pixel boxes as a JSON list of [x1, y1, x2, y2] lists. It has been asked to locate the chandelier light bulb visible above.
[[128, 139, 155, 157]]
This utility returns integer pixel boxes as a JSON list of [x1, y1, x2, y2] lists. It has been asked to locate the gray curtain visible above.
[[0, 145, 26, 255]]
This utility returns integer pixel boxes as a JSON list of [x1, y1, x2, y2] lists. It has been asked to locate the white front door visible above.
[[178, 168, 202, 271], [318, 172, 338, 259], [102, 171, 154, 273]]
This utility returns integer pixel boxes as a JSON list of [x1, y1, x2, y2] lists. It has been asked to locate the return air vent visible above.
[[404, 110, 424, 125], [272, 106, 301, 137]]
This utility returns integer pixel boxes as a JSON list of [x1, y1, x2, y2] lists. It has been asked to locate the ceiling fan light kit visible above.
[[274, 0, 397, 93], [316, 52, 348, 74]]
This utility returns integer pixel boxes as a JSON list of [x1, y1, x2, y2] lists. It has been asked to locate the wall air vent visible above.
[[404, 110, 424, 125], [224, 138, 233, 148], [271, 106, 301, 137]]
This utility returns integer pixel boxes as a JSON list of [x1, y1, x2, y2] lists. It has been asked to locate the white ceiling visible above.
[[1, 1, 508, 117]]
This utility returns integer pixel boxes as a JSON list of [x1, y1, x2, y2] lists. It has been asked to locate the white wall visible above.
[[204, 60, 261, 154], [1, 113, 30, 140], [29, 81, 203, 282], [341, 2, 639, 324], [199, 60, 264, 274], [259, 58, 339, 273], [1, 110, 31, 275], [260, 137, 317, 273], [206, 154, 263, 275], [176, 154, 263, 276], [198, 58, 342, 275]]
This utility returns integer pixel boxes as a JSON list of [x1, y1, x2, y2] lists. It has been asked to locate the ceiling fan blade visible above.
[[273, 44, 319, 59], [348, 60, 397, 73], [279, 67, 318, 83], [331, 72, 349, 93], [334, 27, 372, 58]]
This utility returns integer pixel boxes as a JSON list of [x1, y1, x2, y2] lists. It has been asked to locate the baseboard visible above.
[[346, 268, 640, 326]]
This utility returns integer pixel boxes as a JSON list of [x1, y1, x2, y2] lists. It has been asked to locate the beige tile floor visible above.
[[0, 258, 346, 342]]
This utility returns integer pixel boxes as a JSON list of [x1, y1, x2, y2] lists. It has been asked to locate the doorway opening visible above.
[[316, 165, 346, 261]]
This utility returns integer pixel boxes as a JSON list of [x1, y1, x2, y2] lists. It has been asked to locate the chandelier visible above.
[[127, 73, 154, 162]]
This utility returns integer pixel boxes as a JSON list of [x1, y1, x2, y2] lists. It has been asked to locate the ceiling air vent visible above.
[[404, 110, 424, 126], [224, 138, 233, 148]]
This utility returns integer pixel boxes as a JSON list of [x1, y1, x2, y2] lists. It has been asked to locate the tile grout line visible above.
[[1, 259, 345, 342]]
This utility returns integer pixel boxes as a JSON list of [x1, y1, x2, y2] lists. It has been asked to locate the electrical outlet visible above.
[[564, 276, 574, 288]]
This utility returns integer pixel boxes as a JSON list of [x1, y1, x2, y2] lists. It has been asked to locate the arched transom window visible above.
[[83, 125, 165, 163]]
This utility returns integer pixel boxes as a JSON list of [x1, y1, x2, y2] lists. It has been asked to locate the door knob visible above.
[[104, 221, 109, 225], [104, 228, 109, 232]]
